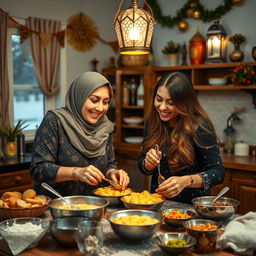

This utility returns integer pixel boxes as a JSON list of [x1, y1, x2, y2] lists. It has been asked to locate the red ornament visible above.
[[189, 29, 206, 65]]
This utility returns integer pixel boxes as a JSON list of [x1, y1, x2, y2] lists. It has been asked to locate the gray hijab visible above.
[[51, 71, 114, 158]]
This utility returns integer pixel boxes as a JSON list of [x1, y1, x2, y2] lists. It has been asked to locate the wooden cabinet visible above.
[[0, 169, 33, 196], [102, 66, 152, 154], [232, 170, 256, 214]]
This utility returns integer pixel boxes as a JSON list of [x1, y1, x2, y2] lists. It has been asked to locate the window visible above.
[[7, 23, 67, 141], [11, 34, 44, 131]]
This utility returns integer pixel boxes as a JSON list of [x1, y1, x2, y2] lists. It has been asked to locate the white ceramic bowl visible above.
[[123, 117, 144, 125], [208, 78, 227, 86], [124, 136, 143, 144]]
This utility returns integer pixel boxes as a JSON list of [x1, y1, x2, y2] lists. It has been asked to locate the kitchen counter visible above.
[[0, 154, 32, 173], [221, 152, 256, 172], [0, 200, 239, 256]]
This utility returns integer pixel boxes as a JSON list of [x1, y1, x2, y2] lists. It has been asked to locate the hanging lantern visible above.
[[189, 28, 206, 65], [206, 20, 227, 63], [113, 0, 156, 55]]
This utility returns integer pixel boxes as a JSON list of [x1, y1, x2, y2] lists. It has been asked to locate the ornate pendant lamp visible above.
[[113, 0, 156, 55], [206, 20, 227, 63]]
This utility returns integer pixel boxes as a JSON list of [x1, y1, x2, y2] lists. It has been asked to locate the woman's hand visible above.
[[106, 168, 130, 190], [155, 176, 189, 198], [144, 148, 162, 171], [73, 165, 104, 185]]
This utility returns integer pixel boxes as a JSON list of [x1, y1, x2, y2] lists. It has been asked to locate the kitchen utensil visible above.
[[121, 197, 165, 211], [48, 195, 108, 220], [0, 217, 50, 255], [108, 209, 163, 241], [154, 232, 196, 255], [183, 219, 222, 253], [50, 216, 87, 248], [161, 208, 196, 227], [42, 182, 80, 210], [211, 186, 230, 205], [155, 144, 165, 185], [192, 196, 239, 221], [93, 187, 132, 207], [103, 178, 122, 190]]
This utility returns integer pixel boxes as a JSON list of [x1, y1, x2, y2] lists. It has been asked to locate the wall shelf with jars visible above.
[[102, 66, 152, 155], [103, 61, 256, 154]]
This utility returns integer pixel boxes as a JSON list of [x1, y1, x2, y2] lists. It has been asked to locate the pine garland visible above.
[[147, 0, 234, 28]]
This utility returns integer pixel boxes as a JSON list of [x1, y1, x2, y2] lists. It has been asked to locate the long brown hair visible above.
[[143, 72, 217, 172]]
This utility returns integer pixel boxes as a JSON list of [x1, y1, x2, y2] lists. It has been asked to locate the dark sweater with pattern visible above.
[[30, 111, 117, 198], [138, 120, 225, 204]]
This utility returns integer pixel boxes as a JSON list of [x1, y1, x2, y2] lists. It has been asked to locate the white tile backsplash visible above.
[[198, 90, 256, 146]]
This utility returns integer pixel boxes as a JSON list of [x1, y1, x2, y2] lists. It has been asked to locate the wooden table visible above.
[[0, 201, 242, 256]]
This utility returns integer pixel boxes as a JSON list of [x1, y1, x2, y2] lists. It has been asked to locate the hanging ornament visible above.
[[232, 0, 245, 5], [66, 13, 99, 52], [192, 10, 201, 19], [186, 8, 194, 18], [190, 2, 197, 8], [178, 20, 189, 32]]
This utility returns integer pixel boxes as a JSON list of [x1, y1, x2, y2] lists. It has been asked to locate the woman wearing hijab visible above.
[[31, 72, 130, 198]]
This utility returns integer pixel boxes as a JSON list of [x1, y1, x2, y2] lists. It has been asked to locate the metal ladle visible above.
[[211, 186, 230, 206], [42, 182, 80, 209]]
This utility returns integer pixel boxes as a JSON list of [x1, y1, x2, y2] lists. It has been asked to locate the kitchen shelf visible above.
[[194, 85, 256, 90], [103, 61, 256, 154], [102, 66, 151, 153]]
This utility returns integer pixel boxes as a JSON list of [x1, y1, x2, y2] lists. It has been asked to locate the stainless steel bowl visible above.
[[108, 209, 163, 241], [50, 217, 86, 247], [48, 196, 109, 220], [92, 188, 131, 207], [183, 218, 222, 253], [161, 208, 196, 227], [192, 196, 239, 221], [154, 232, 196, 255], [121, 197, 165, 211]]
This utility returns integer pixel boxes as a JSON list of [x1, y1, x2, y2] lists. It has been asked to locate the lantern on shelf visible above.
[[189, 28, 206, 65], [113, 0, 156, 55], [206, 20, 226, 63]]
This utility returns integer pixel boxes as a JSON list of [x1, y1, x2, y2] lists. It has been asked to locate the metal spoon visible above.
[[42, 182, 80, 209], [103, 178, 122, 190], [155, 144, 166, 185], [211, 186, 230, 205]]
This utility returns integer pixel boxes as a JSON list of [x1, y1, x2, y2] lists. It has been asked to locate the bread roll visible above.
[[22, 189, 36, 200], [2, 191, 22, 201], [16, 199, 32, 208], [8, 197, 18, 208]]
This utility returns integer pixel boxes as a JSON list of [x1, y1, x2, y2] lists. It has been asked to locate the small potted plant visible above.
[[0, 120, 28, 157], [229, 33, 246, 62], [162, 40, 181, 66]]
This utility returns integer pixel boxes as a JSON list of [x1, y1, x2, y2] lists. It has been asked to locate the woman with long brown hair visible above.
[[138, 72, 225, 203]]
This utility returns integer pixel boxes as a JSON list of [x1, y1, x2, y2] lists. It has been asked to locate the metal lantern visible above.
[[113, 0, 156, 55], [206, 20, 226, 63]]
